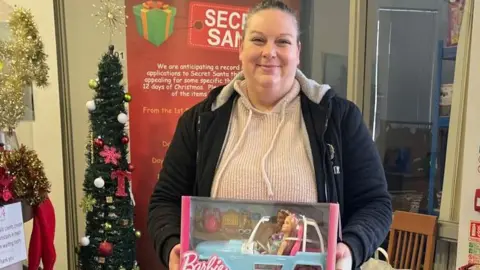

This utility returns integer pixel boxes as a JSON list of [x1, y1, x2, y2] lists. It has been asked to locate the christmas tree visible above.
[[78, 45, 138, 270]]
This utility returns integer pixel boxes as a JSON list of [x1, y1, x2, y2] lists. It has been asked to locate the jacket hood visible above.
[[211, 69, 331, 111]]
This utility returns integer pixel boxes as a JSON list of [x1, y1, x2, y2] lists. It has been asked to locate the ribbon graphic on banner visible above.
[[142, 0, 167, 9]]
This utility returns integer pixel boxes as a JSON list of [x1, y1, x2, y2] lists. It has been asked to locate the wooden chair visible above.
[[387, 211, 437, 270]]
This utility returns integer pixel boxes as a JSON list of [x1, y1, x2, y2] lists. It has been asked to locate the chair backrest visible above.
[[387, 211, 437, 270]]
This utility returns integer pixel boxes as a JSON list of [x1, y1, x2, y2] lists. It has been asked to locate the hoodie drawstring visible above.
[[211, 109, 253, 198], [261, 101, 287, 198]]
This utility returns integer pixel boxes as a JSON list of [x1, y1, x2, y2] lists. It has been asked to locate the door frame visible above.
[[52, 0, 79, 268], [347, 0, 459, 242]]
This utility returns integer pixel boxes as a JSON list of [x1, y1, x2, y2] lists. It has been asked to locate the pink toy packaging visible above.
[[180, 196, 340, 270]]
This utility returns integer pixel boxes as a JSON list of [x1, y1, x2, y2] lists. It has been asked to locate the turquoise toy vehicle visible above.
[[195, 215, 327, 270]]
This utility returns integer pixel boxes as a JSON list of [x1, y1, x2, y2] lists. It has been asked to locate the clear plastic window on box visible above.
[[180, 196, 340, 270]]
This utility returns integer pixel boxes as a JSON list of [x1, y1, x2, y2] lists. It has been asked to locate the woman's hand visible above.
[[336, 242, 353, 270], [169, 244, 181, 270]]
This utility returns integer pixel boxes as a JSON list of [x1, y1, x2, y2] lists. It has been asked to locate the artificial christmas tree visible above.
[[78, 45, 138, 270]]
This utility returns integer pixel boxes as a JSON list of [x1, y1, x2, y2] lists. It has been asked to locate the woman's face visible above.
[[281, 215, 294, 233], [239, 9, 300, 89]]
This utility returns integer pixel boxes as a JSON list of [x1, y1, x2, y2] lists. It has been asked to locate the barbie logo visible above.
[[182, 251, 230, 270]]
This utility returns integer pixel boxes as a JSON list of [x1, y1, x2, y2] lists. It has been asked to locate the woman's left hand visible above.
[[336, 242, 353, 270]]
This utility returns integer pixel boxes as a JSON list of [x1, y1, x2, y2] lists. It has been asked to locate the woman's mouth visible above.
[[257, 64, 280, 73]]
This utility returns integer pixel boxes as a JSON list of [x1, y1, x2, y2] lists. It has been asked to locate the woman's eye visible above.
[[277, 40, 291, 45], [251, 38, 264, 43]]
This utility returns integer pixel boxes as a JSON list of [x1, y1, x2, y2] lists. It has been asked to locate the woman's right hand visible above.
[[169, 244, 181, 270]]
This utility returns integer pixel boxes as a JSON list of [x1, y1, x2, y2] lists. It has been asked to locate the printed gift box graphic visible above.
[[133, 1, 177, 46]]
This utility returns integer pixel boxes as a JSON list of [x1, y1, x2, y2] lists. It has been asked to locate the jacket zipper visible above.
[[323, 117, 329, 202], [195, 115, 201, 191]]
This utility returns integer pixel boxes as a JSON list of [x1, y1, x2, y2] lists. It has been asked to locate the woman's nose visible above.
[[262, 42, 277, 58]]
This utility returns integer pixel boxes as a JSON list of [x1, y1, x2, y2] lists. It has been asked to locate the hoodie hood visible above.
[[212, 69, 331, 111]]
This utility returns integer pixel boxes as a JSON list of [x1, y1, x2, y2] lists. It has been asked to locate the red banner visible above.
[[125, 0, 300, 268]]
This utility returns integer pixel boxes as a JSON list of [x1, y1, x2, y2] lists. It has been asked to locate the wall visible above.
[[456, 2, 480, 267], [310, 0, 350, 98], [2, 0, 68, 268]]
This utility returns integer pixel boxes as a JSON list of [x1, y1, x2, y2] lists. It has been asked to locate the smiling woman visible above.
[[239, 7, 300, 110], [148, 1, 392, 270]]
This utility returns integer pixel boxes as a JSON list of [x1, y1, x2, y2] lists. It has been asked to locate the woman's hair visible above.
[[243, 0, 300, 41], [275, 209, 291, 232]]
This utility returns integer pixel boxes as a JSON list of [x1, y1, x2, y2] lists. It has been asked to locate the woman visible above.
[[148, 0, 392, 269], [266, 209, 293, 255]]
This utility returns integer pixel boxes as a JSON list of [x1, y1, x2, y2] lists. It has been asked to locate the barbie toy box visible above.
[[180, 196, 340, 270]]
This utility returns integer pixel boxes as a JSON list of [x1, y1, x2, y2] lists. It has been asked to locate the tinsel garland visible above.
[[0, 145, 51, 206], [0, 7, 49, 131]]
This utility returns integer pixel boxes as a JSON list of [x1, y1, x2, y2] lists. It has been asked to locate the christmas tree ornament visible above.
[[93, 137, 104, 147], [92, 0, 128, 37], [86, 100, 96, 111], [99, 145, 121, 165], [128, 163, 135, 172], [80, 236, 90, 246], [88, 79, 98, 90], [120, 219, 129, 226], [104, 222, 112, 231], [124, 92, 132, 102], [79, 194, 96, 214], [117, 112, 128, 124], [98, 241, 113, 256], [121, 136, 129, 144], [111, 170, 130, 197], [94, 177, 105, 188], [135, 230, 141, 238]]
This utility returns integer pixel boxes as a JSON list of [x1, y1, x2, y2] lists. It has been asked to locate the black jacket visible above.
[[148, 84, 392, 269]]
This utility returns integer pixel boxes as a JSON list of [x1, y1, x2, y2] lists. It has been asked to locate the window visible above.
[[299, 0, 351, 98], [358, 0, 461, 216]]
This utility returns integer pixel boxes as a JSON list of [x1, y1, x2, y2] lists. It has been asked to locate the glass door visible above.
[[363, 0, 455, 215]]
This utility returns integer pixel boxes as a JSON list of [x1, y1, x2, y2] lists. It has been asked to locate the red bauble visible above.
[[98, 241, 113, 256], [128, 163, 135, 172], [203, 214, 219, 233], [93, 138, 104, 147], [121, 136, 129, 144]]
